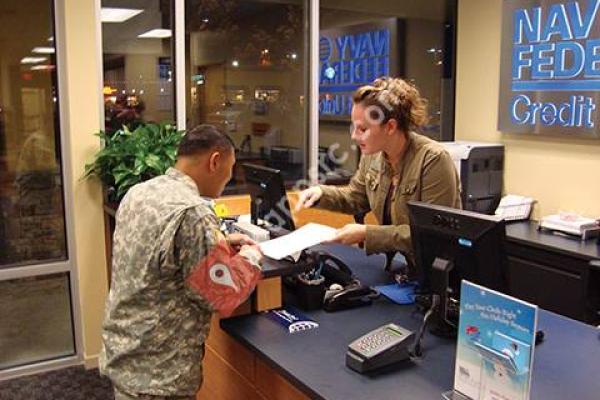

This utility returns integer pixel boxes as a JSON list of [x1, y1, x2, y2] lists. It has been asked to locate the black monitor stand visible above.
[[413, 257, 457, 356], [250, 196, 289, 238], [250, 196, 263, 227], [429, 257, 458, 338]]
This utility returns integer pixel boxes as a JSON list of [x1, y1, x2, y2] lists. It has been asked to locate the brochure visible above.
[[264, 306, 319, 334], [452, 280, 538, 400]]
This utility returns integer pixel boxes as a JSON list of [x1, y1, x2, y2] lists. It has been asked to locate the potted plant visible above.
[[84, 122, 185, 205], [85, 122, 185, 284]]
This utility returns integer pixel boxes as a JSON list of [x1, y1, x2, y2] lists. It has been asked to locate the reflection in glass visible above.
[[185, 0, 308, 194], [102, 0, 175, 133], [318, 0, 456, 183], [0, 0, 67, 267], [0, 273, 75, 370]]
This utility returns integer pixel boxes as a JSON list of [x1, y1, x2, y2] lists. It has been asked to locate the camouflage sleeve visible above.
[[175, 208, 262, 317]]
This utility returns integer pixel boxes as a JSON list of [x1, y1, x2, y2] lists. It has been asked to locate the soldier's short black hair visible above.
[[177, 124, 235, 157]]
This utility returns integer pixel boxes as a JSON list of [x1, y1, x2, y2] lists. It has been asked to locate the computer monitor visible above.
[[243, 163, 296, 232], [408, 200, 507, 336]]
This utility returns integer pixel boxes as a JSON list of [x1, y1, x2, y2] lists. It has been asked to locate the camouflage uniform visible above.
[[100, 168, 261, 398], [317, 131, 461, 262], [114, 386, 194, 400]]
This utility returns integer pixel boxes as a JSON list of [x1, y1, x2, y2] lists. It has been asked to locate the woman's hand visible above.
[[327, 224, 367, 246], [295, 186, 323, 211]]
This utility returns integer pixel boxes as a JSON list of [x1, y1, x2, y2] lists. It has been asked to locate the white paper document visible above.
[[259, 223, 337, 260]]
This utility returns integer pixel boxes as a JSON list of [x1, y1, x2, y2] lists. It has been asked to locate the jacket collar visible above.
[[380, 131, 415, 174], [166, 167, 198, 193], [165, 167, 216, 206]]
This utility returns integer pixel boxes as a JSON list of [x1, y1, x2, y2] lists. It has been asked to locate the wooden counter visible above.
[[198, 193, 373, 400]]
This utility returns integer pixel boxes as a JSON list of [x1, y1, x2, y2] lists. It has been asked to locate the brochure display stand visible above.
[[442, 280, 538, 400]]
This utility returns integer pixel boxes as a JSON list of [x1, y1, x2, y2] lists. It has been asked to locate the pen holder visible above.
[[295, 273, 326, 311]]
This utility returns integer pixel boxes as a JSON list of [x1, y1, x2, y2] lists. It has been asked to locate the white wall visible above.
[[456, 0, 600, 219]]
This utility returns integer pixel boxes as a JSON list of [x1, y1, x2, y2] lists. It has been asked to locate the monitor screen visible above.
[[243, 163, 296, 232], [408, 201, 507, 333]]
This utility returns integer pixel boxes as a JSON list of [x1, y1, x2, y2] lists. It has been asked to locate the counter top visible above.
[[506, 220, 600, 261], [222, 244, 600, 400]]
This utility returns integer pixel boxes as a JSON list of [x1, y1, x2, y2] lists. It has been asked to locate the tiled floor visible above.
[[0, 366, 113, 400]]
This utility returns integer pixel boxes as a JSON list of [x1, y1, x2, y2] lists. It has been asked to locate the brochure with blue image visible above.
[[452, 280, 538, 400]]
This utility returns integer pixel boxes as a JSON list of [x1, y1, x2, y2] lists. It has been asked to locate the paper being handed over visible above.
[[259, 223, 337, 260]]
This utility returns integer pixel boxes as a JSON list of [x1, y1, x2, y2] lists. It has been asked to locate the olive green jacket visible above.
[[317, 131, 461, 262]]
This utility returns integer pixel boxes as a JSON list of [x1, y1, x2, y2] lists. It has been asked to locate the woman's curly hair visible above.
[[352, 77, 429, 133]]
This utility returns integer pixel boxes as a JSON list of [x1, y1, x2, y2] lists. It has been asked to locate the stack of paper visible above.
[[259, 223, 337, 260], [540, 214, 599, 236]]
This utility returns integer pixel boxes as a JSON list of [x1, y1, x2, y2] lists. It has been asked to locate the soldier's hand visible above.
[[295, 186, 323, 211], [227, 233, 257, 251], [239, 244, 263, 267]]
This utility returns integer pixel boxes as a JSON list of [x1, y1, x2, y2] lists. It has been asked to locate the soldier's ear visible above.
[[208, 151, 221, 173]]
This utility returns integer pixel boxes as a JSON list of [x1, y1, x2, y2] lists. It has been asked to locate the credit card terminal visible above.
[[346, 323, 415, 373]]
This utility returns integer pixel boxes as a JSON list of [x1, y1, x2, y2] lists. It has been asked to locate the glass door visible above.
[[0, 0, 80, 377]]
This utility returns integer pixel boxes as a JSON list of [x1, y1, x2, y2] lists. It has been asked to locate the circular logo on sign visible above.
[[324, 66, 336, 80]]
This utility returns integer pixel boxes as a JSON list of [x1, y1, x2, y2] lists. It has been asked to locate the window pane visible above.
[[0, 273, 75, 370], [318, 1, 456, 183], [102, 0, 175, 133], [185, 0, 308, 194], [0, 0, 67, 267]]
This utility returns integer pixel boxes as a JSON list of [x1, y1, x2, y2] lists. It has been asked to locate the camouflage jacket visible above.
[[99, 167, 260, 396], [317, 131, 461, 261]]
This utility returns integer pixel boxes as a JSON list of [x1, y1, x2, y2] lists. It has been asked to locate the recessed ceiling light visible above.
[[137, 29, 172, 39], [21, 57, 47, 64], [101, 7, 143, 23], [32, 47, 55, 54]]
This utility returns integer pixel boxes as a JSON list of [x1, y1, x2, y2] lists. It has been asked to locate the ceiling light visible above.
[[32, 47, 55, 54], [231, 60, 239, 67], [101, 7, 143, 23], [31, 64, 55, 71], [47, 36, 54, 42], [137, 29, 172, 39], [21, 57, 47, 64]]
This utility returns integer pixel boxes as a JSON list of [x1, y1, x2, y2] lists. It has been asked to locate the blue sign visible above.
[[498, 0, 600, 137], [319, 19, 400, 119]]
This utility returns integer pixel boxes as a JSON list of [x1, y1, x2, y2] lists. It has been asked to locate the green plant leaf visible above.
[[144, 154, 162, 171], [83, 121, 181, 201]]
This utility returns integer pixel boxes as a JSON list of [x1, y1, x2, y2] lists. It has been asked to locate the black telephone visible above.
[[309, 251, 379, 312]]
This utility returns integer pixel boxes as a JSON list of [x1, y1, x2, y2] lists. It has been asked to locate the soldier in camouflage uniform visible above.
[[100, 125, 263, 400], [297, 77, 461, 268]]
